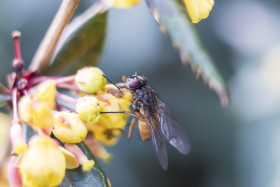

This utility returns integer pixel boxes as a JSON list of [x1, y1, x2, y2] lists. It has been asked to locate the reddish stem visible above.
[[55, 75, 76, 85], [57, 83, 80, 92], [12, 88, 20, 123], [30, 75, 76, 86], [8, 156, 22, 187], [56, 91, 77, 104], [11, 31, 24, 73], [12, 31, 22, 60]]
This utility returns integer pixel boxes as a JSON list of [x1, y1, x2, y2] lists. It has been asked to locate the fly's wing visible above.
[[141, 105, 168, 170], [159, 100, 191, 155]]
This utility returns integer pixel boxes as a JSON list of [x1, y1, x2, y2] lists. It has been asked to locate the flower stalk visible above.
[[11, 31, 24, 74], [29, 0, 81, 73], [8, 156, 22, 187]]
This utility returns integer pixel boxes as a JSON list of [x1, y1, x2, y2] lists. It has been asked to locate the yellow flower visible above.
[[184, 0, 214, 23], [52, 111, 88, 143], [31, 100, 54, 128], [0, 158, 9, 187], [32, 80, 56, 109], [98, 94, 127, 129], [75, 67, 106, 93], [18, 80, 56, 129], [0, 113, 11, 162], [97, 84, 132, 128], [86, 123, 119, 146], [112, 0, 142, 8], [18, 95, 54, 129], [19, 135, 66, 187], [85, 84, 132, 146]]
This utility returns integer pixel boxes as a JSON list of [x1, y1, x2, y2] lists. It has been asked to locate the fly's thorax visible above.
[[138, 119, 150, 141], [133, 86, 160, 113]]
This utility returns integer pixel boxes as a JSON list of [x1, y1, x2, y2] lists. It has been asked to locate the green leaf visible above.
[[0, 94, 9, 108], [60, 142, 110, 187], [45, 4, 107, 76], [145, 0, 229, 106]]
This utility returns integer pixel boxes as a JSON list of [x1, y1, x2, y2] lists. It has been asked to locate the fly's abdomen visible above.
[[138, 118, 150, 141]]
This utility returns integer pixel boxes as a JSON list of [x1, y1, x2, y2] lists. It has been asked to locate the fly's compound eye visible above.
[[128, 78, 141, 89]]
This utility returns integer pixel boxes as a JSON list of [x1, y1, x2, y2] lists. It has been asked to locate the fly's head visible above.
[[125, 75, 147, 91]]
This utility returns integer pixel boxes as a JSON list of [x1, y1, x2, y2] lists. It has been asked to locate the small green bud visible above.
[[76, 96, 100, 123], [75, 67, 106, 93]]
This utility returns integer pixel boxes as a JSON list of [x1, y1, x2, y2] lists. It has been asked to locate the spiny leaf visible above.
[[145, 0, 229, 106], [45, 4, 107, 76], [60, 142, 110, 187]]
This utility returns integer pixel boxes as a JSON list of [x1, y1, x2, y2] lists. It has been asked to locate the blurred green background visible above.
[[1, 0, 280, 187]]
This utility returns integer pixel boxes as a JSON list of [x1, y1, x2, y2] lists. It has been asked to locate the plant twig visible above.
[[28, 0, 80, 73]]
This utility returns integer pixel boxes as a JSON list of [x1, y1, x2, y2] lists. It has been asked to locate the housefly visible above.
[[118, 74, 191, 170]]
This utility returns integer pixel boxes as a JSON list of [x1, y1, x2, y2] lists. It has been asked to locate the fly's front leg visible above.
[[130, 92, 134, 103]]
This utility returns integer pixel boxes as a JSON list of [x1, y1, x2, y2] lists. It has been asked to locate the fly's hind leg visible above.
[[110, 117, 136, 139], [111, 112, 143, 140], [127, 117, 136, 139]]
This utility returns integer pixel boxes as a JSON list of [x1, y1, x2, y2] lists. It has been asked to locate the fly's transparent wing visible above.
[[141, 105, 168, 170], [159, 100, 191, 155]]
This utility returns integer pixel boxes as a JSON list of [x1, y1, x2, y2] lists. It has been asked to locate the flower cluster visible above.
[[6, 32, 132, 187], [111, 0, 214, 23], [8, 66, 132, 186]]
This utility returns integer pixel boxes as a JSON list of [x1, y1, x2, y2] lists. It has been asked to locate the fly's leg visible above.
[[109, 112, 143, 140], [110, 117, 136, 139], [127, 117, 136, 139]]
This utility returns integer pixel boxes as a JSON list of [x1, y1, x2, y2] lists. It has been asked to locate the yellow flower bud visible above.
[[112, 0, 142, 8], [75, 67, 106, 93], [18, 95, 33, 125], [10, 123, 27, 154], [184, 0, 214, 23], [19, 135, 66, 187], [53, 111, 87, 143], [76, 96, 100, 123]]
